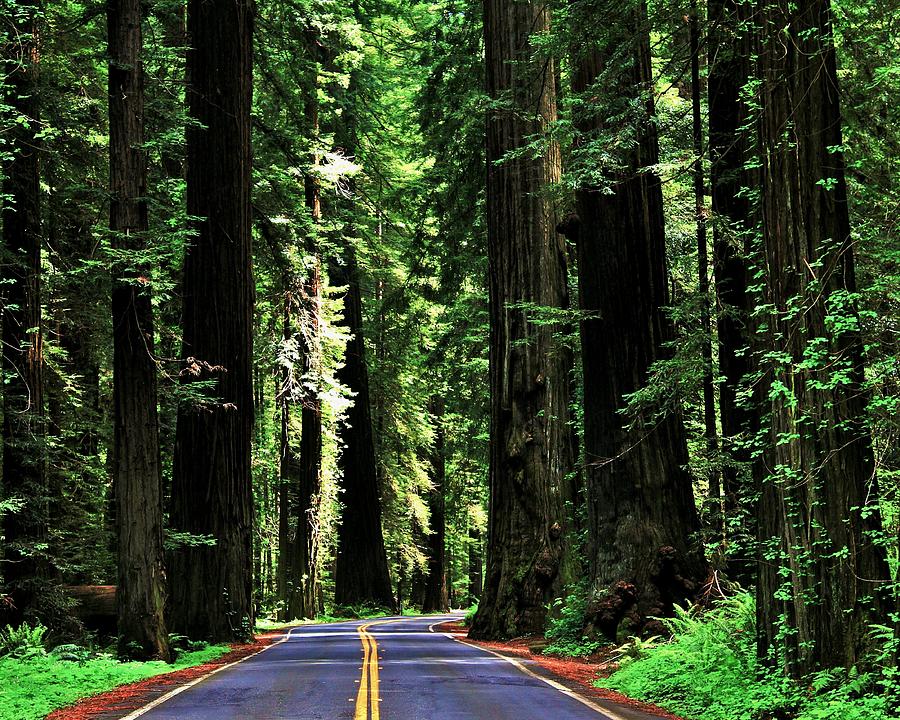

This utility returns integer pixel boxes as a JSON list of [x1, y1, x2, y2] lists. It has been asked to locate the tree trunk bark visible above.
[[1, 0, 46, 623], [421, 398, 449, 613], [754, 0, 890, 676], [332, 251, 393, 608], [277, 301, 298, 620], [565, 0, 708, 641], [468, 525, 482, 606], [169, 0, 255, 641], [470, 0, 575, 640], [108, 0, 171, 660]]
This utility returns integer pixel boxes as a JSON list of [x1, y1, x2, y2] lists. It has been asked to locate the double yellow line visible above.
[[354, 620, 395, 720]]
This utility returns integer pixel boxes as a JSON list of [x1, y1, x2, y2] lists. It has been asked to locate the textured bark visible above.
[[754, 0, 890, 676], [708, 0, 759, 585], [108, 0, 170, 660], [1, 1, 46, 621], [285, 61, 324, 620], [332, 251, 393, 608], [470, 0, 575, 640], [565, 1, 707, 640], [421, 398, 449, 613], [169, 0, 255, 641]]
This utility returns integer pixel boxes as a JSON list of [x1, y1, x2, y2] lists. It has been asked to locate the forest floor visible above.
[[433, 620, 684, 720], [39, 632, 282, 720]]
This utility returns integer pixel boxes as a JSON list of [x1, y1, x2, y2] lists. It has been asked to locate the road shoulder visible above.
[[433, 621, 683, 720], [44, 631, 284, 720]]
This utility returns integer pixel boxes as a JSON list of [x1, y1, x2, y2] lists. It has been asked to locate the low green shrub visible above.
[[0, 623, 47, 659], [598, 593, 897, 720], [544, 585, 601, 657], [0, 643, 229, 720], [463, 603, 478, 627]]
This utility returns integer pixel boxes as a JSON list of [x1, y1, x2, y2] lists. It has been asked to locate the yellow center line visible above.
[[354, 619, 402, 720], [353, 626, 371, 720]]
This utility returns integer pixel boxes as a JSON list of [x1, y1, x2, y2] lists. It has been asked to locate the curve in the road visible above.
[[119, 615, 661, 720]]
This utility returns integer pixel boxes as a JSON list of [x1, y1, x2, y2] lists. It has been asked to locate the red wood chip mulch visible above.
[[432, 621, 684, 720], [46, 631, 284, 720]]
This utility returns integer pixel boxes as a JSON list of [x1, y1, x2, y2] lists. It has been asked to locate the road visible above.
[[125, 615, 660, 720]]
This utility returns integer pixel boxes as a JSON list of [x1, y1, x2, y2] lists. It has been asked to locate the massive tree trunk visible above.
[[470, 0, 575, 640], [564, 0, 707, 640], [708, 0, 759, 586], [169, 0, 255, 641], [421, 398, 449, 613], [108, 0, 170, 659], [1, 0, 46, 622], [755, 0, 890, 676], [332, 251, 393, 608]]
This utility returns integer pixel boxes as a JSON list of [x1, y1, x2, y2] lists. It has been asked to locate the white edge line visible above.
[[440, 630, 634, 720], [118, 626, 300, 720]]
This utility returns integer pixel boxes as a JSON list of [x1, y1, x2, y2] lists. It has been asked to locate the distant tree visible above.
[[169, 0, 255, 641], [421, 397, 449, 613], [107, 0, 170, 659], [332, 249, 394, 609], [708, 0, 759, 584], [470, 0, 575, 639]]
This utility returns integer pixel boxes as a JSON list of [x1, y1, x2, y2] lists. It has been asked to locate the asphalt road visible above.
[[127, 615, 660, 720]]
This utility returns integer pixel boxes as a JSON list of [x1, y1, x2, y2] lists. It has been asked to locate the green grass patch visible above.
[[0, 643, 229, 720], [463, 603, 478, 627], [598, 594, 896, 720]]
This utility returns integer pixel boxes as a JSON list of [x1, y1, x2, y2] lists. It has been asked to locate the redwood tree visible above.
[[1, 0, 46, 622], [332, 250, 393, 608], [708, 0, 759, 585], [470, 0, 575, 639], [169, 0, 255, 641], [421, 397, 449, 613], [754, 0, 890, 675], [107, 0, 170, 659], [563, 0, 707, 639]]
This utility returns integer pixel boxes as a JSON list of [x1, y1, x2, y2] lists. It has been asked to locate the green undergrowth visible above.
[[257, 604, 453, 632], [598, 594, 898, 720], [0, 625, 229, 720], [544, 587, 602, 656], [257, 604, 397, 630], [463, 603, 478, 626]]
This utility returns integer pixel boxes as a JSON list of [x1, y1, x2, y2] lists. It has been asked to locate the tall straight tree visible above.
[[708, 0, 759, 584], [332, 249, 394, 608], [755, 0, 890, 675], [562, 0, 707, 639], [107, 0, 170, 659], [331, 23, 393, 607], [470, 0, 575, 639], [285, 43, 324, 619], [1, 0, 46, 622], [421, 397, 449, 613], [169, 0, 255, 641]]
